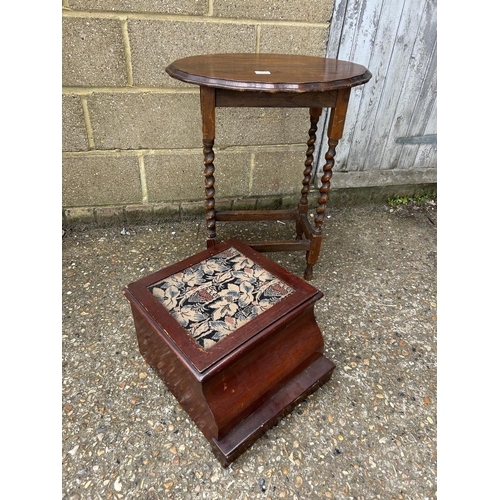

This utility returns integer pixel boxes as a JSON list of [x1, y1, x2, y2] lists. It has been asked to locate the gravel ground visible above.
[[61, 202, 437, 499]]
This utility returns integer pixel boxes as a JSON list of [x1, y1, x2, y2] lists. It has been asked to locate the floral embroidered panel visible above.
[[148, 247, 295, 350]]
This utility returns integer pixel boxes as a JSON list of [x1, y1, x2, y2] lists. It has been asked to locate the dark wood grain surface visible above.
[[166, 53, 371, 92]]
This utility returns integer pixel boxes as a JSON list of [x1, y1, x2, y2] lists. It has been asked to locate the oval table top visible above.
[[166, 53, 371, 93]]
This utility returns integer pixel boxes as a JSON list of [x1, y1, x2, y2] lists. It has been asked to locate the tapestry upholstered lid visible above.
[[148, 246, 295, 350]]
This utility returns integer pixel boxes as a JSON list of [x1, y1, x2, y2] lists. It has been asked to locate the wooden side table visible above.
[[166, 54, 371, 280]]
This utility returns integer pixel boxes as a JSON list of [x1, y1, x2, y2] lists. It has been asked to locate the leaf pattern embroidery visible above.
[[148, 247, 295, 350]]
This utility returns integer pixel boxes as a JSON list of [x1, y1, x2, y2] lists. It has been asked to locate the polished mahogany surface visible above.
[[166, 53, 372, 92]]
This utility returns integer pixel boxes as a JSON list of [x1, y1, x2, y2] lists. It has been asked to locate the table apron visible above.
[[215, 88, 339, 108]]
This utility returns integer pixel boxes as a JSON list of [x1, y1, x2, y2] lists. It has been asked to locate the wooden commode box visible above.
[[123, 238, 335, 466]]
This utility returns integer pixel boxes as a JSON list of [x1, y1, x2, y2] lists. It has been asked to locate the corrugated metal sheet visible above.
[[315, 0, 437, 178]]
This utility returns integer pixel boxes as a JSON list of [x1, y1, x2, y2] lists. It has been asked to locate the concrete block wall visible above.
[[62, 0, 333, 225]]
